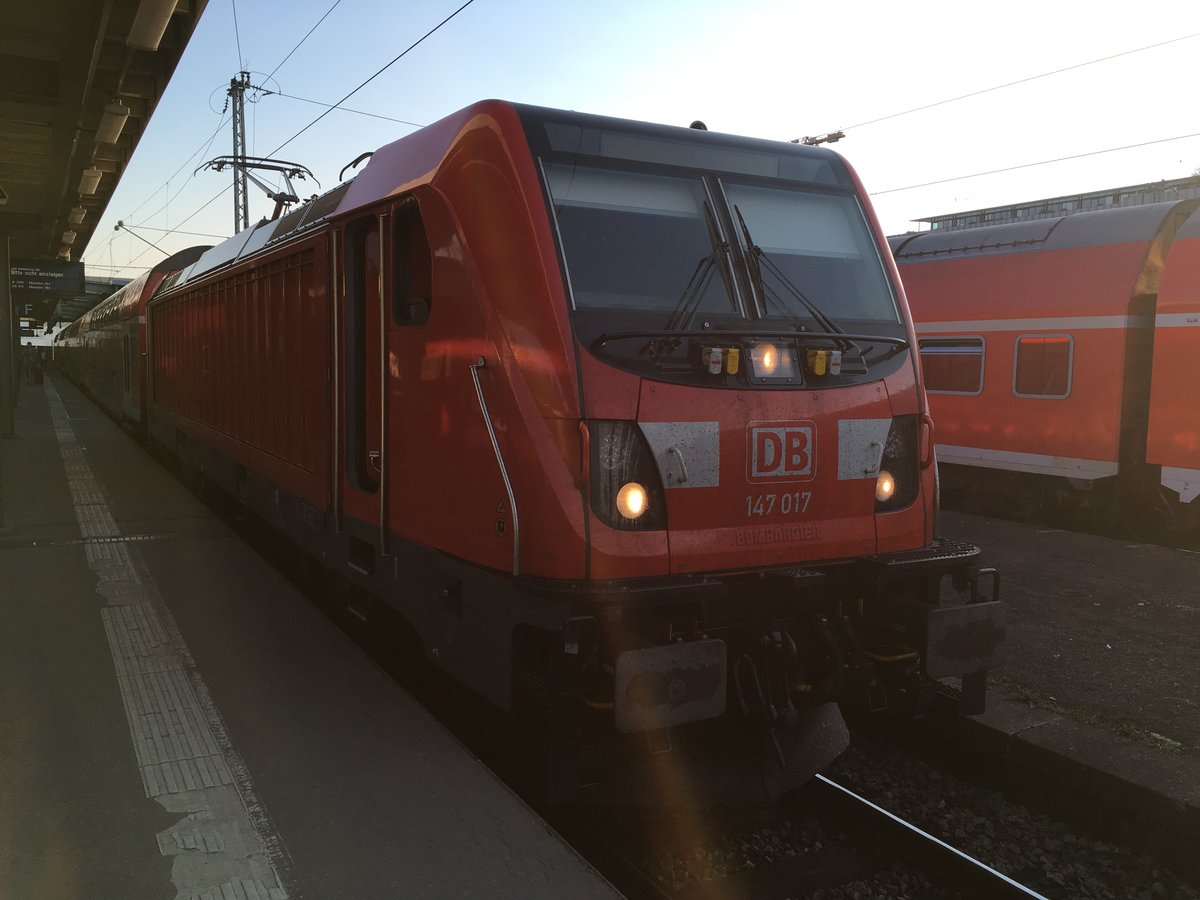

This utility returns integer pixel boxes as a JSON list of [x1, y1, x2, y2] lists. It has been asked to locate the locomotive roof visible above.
[[159, 99, 858, 295], [340, 99, 853, 211], [890, 200, 1192, 262]]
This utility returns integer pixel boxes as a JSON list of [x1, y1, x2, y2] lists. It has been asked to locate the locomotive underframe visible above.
[[519, 544, 1002, 801], [161, 428, 1002, 802]]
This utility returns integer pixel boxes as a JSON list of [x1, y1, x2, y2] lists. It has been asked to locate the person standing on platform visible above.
[[18, 343, 35, 385]]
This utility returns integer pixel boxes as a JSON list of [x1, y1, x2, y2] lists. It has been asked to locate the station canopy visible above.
[[0, 0, 205, 263]]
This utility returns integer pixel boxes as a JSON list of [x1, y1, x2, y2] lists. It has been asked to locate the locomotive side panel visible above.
[[334, 193, 521, 574], [423, 110, 591, 579], [148, 240, 331, 509]]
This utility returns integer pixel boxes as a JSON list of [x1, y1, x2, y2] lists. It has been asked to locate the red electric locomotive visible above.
[[93, 101, 1001, 802], [893, 199, 1200, 531]]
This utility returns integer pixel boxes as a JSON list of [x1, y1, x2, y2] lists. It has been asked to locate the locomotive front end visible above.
[[515, 107, 1004, 802]]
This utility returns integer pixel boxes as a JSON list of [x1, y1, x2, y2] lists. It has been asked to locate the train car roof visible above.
[[1172, 204, 1200, 240], [891, 200, 1191, 262]]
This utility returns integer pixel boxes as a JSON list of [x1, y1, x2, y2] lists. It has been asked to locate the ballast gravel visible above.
[[642, 739, 1197, 899]]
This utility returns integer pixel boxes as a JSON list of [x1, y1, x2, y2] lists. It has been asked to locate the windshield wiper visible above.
[[667, 200, 732, 331], [641, 201, 732, 357], [732, 204, 854, 352]]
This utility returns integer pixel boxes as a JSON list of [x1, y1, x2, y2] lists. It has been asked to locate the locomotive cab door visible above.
[[338, 213, 387, 568]]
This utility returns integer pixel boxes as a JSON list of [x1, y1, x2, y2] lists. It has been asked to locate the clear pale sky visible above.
[[82, 0, 1200, 281]]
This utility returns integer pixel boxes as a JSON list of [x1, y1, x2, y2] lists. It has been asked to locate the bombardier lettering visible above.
[[735, 523, 821, 546]]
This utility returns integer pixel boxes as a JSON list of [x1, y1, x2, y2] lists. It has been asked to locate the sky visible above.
[[82, 0, 1200, 282]]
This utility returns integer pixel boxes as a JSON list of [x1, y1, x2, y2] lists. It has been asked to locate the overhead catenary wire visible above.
[[872, 130, 1200, 196], [838, 31, 1200, 133], [84, 0, 350, 269], [115, 221, 168, 256], [106, 0, 480, 275], [261, 90, 425, 129], [267, 0, 478, 157], [230, 0, 245, 71], [263, 0, 344, 83], [81, 113, 231, 265], [122, 226, 228, 239]]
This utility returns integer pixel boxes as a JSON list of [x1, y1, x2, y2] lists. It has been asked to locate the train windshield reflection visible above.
[[544, 162, 738, 320], [723, 181, 901, 325], [543, 160, 900, 332]]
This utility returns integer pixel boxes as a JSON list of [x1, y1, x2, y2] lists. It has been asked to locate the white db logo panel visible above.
[[748, 423, 815, 483]]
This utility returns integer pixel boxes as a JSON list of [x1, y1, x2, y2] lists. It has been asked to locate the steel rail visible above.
[[815, 773, 1049, 899]]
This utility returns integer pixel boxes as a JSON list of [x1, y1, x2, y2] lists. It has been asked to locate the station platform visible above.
[[0, 373, 619, 900], [934, 510, 1200, 876]]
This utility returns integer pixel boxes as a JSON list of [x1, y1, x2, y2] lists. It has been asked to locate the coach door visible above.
[[339, 213, 387, 567], [122, 326, 135, 418]]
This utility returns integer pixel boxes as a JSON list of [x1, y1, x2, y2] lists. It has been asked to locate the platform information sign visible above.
[[11, 260, 85, 295]]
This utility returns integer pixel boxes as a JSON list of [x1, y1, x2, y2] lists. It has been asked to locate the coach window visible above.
[[391, 202, 432, 326], [1013, 335, 1072, 398], [919, 337, 984, 394]]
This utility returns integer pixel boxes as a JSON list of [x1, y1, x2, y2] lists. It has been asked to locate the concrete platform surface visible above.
[[0, 374, 619, 900]]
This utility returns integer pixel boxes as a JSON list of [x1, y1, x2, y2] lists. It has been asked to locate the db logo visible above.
[[748, 423, 815, 482]]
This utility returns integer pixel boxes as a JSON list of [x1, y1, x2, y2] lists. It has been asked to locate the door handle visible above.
[[368, 450, 381, 473]]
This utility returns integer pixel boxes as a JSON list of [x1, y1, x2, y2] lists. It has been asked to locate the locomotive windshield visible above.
[[544, 163, 738, 316], [722, 182, 900, 326], [523, 105, 906, 385]]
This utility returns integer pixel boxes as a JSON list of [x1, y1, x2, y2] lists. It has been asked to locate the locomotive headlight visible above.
[[875, 470, 896, 502], [874, 415, 920, 513], [747, 341, 799, 383], [616, 482, 648, 519], [757, 343, 780, 374], [587, 421, 667, 531]]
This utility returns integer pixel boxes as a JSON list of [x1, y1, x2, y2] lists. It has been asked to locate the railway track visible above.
[[557, 773, 1048, 900], [812, 774, 1046, 899], [198, 481, 1198, 900]]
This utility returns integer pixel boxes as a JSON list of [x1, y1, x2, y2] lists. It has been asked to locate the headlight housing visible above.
[[588, 421, 667, 530], [875, 415, 920, 513], [746, 341, 800, 385]]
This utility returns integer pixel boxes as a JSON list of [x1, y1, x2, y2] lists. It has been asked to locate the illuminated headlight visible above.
[[747, 342, 799, 384], [588, 421, 667, 531], [616, 482, 648, 519], [875, 415, 920, 513], [875, 470, 896, 502]]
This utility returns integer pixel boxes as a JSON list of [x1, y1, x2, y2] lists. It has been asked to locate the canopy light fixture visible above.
[[68, 206, 86, 225], [96, 101, 130, 144], [127, 0, 177, 51], [57, 247, 72, 261], [62, 230, 77, 246], [79, 167, 103, 195]]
